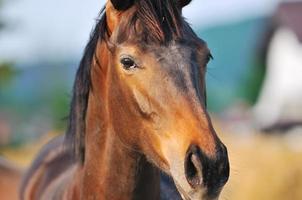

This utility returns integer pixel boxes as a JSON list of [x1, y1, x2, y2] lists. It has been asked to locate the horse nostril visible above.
[[184, 144, 230, 197], [185, 145, 203, 188]]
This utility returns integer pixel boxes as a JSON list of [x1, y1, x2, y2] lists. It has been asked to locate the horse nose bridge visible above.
[[164, 76, 219, 155], [186, 98, 215, 146], [186, 108, 222, 160]]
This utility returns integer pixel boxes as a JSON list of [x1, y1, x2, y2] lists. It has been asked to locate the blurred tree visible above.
[[0, 63, 17, 88], [0, 0, 5, 29], [239, 57, 265, 105], [0, 0, 17, 88]]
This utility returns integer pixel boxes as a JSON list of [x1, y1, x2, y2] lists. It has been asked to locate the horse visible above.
[[20, 0, 229, 199]]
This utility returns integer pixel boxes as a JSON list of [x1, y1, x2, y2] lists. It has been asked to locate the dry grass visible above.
[[220, 130, 302, 200], [0, 132, 59, 168], [1, 129, 302, 199]]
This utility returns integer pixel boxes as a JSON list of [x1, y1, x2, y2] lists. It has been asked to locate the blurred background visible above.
[[1, 0, 302, 199]]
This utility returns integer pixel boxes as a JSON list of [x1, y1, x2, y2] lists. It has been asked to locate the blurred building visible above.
[[253, 1, 302, 131]]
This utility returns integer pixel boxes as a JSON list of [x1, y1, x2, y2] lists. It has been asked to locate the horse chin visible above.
[[168, 166, 203, 200], [174, 180, 219, 200], [162, 151, 204, 200], [173, 180, 204, 200]]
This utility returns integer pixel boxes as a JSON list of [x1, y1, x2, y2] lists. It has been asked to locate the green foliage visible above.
[[49, 88, 69, 130], [0, 63, 17, 87], [239, 57, 266, 105], [0, 0, 4, 29], [197, 16, 267, 111]]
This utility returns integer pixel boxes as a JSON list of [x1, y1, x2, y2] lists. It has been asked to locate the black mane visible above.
[[65, 8, 108, 162], [66, 0, 189, 162]]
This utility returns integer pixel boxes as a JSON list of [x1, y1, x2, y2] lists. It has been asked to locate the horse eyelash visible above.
[[208, 53, 214, 62]]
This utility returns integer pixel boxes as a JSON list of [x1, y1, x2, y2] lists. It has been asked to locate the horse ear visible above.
[[106, 0, 134, 33], [110, 0, 134, 10], [178, 0, 192, 8]]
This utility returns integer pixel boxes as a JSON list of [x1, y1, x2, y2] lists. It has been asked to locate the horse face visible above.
[[105, 0, 229, 199]]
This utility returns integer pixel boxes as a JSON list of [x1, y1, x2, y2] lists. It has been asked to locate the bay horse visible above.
[[20, 0, 229, 199]]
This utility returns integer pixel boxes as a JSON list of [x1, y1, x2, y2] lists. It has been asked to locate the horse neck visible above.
[[78, 43, 160, 200]]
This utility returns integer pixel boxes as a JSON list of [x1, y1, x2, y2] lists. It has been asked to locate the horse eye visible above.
[[121, 57, 137, 70]]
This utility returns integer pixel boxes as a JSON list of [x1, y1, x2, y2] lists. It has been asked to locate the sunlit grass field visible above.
[[1, 125, 302, 200], [220, 128, 302, 200]]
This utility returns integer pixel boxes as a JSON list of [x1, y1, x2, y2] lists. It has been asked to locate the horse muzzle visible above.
[[184, 143, 229, 199], [170, 142, 229, 200]]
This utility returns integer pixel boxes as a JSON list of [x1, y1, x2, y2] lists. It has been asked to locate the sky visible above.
[[0, 0, 281, 64]]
